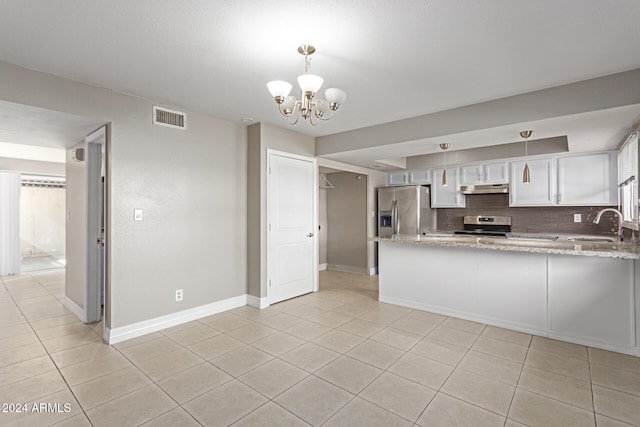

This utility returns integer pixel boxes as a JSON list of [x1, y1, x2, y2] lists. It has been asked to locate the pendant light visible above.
[[520, 130, 533, 184], [440, 143, 450, 186]]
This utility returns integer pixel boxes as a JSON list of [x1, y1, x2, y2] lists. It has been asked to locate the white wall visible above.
[[0, 60, 248, 329], [65, 141, 85, 309]]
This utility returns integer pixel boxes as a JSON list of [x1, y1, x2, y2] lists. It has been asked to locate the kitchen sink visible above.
[[567, 237, 617, 243]]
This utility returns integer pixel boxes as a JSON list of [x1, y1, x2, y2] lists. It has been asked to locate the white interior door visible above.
[[268, 152, 317, 304], [84, 127, 105, 324]]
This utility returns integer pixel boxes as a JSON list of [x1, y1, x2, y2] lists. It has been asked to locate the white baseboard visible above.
[[378, 295, 547, 338], [248, 294, 270, 309], [318, 263, 328, 271], [547, 331, 637, 357], [369, 266, 378, 276], [379, 295, 639, 357], [107, 294, 248, 345], [63, 296, 85, 322], [327, 264, 368, 275]]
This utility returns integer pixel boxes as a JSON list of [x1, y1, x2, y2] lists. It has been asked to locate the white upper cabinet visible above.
[[431, 167, 465, 208], [558, 152, 616, 206], [461, 162, 508, 185], [387, 171, 408, 186], [509, 158, 556, 206], [460, 164, 483, 184], [485, 162, 509, 183], [408, 169, 431, 184], [388, 150, 618, 208]]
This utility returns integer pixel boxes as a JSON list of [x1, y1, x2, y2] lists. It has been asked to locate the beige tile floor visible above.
[[1, 269, 640, 426]]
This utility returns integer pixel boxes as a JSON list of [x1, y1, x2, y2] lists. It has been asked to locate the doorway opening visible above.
[[319, 168, 369, 275], [20, 175, 66, 272]]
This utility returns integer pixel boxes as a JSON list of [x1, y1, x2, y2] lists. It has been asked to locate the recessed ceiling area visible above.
[[0, 101, 103, 149], [0, 100, 104, 163]]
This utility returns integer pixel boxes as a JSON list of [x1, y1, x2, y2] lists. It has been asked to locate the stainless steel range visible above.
[[454, 215, 512, 237]]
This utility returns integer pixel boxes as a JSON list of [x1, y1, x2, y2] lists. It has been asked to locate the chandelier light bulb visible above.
[[297, 74, 324, 94], [325, 88, 347, 109], [267, 81, 292, 100]]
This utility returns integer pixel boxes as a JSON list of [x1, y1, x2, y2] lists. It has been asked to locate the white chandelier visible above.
[[267, 45, 347, 126]]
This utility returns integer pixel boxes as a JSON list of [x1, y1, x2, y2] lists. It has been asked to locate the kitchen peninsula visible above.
[[372, 234, 640, 356]]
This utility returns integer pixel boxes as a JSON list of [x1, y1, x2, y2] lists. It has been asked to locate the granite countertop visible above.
[[370, 232, 640, 260]]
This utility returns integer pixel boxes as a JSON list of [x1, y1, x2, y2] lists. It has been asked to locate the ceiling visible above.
[[1, 0, 639, 167]]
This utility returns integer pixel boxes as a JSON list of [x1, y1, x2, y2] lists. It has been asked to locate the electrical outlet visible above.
[[175, 289, 183, 302], [134, 209, 143, 221], [574, 214, 582, 223]]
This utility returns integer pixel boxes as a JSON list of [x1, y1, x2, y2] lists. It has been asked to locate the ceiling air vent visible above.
[[152, 106, 187, 130]]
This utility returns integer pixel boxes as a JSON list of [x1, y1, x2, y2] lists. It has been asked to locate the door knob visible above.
[[307, 232, 314, 237]]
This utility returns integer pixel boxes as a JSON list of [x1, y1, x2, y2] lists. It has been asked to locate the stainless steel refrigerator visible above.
[[377, 185, 436, 237]]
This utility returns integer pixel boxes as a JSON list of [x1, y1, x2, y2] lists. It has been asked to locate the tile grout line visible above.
[[504, 335, 532, 426], [1, 271, 96, 426]]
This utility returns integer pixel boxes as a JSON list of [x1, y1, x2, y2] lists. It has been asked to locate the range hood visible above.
[[460, 183, 509, 194]]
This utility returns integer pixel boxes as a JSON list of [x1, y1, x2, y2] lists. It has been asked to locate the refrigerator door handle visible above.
[[392, 200, 398, 235]]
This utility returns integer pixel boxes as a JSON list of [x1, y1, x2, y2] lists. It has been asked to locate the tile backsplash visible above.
[[436, 194, 618, 236]]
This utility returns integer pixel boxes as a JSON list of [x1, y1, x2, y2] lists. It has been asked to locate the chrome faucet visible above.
[[593, 208, 624, 241]]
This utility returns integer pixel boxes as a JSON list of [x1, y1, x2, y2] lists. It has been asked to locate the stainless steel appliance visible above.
[[460, 183, 509, 194], [454, 215, 512, 237], [377, 185, 436, 237]]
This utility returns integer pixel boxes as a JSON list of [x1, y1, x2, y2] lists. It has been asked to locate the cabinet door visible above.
[[460, 165, 483, 185], [558, 153, 615, 206], [477, 250, 547, 334], [484, 162, 509, 184], [387, 172, 408, 186], [461, 163, 508, 185], [548, 255, 634, 351], [431, 168, 465, 208], [408, 169, 431, 184], [509, 158, 556, 206]]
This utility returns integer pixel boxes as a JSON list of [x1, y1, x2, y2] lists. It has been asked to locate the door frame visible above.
[[266, 149, 318, 304], [84, 126, 107, 327]]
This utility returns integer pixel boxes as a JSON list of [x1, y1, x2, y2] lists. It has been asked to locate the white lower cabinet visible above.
[[637, 260, 640, 354], [476, 250, 547, 333], [379, 244, 477, 314], [548, 255, 635, 351], [378, 242, 638, 355], [379, 243, 546, 334]]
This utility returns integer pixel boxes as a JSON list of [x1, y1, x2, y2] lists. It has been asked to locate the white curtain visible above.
[[0, 171, 21, 276]]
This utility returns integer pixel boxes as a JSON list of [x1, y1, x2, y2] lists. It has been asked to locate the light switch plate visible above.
[[134, 209, 143, 221], [573, 213, 581, 223]]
